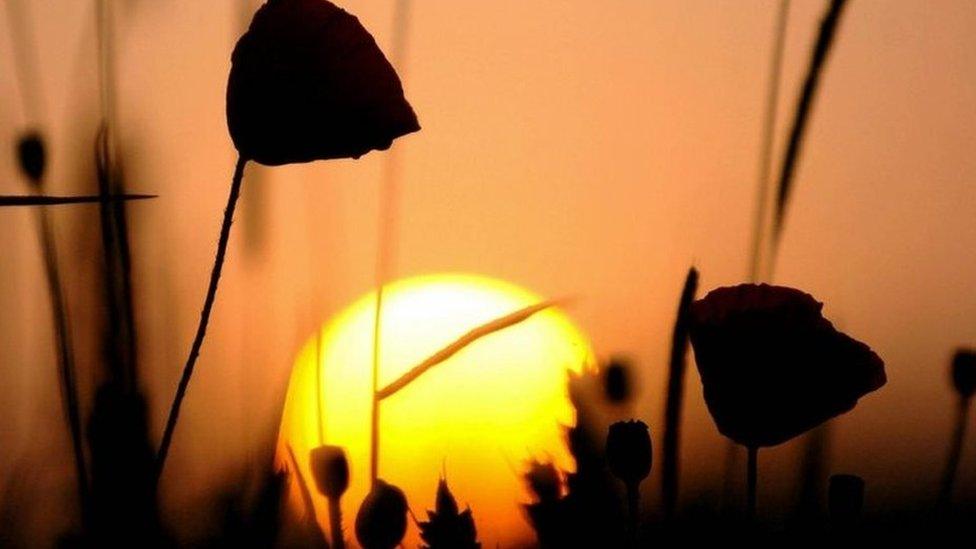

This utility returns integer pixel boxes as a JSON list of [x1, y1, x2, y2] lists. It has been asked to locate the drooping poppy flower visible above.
[[227, 0, 420, 165], [156, 0, 421, 480], [688, 284, 885, 448]]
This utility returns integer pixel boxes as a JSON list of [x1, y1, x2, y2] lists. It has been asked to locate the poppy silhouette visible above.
[[688, 284, 886, 448]]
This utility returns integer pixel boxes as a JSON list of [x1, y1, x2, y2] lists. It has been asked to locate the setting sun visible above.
[[277, 273, 595, 546]]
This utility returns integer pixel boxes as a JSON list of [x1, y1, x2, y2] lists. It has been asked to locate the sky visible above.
[[0, 0, 974, 543]]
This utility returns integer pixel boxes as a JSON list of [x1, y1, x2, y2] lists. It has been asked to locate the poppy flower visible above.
[[605, 420, 652, 538], [227, 0, 420, 165], [688, 284, 885, 448], [156, 0, 420, 480]]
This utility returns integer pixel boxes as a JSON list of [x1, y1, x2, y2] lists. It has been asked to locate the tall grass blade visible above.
[[661, 266, 698, 521], [770, 0, 849, 254]]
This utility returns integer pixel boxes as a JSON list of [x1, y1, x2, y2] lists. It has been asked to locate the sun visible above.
[[277, 273, 594, 547]]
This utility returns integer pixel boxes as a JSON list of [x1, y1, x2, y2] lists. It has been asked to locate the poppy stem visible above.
[[626, 482, 640, 545], [155, 155, 248, 482], [328, 497, 345, 549], [747, 445, 758, 523], [36, 205, 91, 531], [937, 396, 971, 509]]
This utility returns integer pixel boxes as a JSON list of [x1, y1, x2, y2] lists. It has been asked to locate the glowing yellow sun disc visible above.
[[277, 273, 594, 547]]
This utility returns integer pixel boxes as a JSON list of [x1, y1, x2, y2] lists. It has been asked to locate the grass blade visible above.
[[375, 300, 559, 400]]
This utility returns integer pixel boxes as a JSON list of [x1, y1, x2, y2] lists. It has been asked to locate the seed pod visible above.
[[951, 349, 976, 400], [17, 131, 45, 185], [605, 420, 652, 486], [355, 479, 408, 549], [310, 445, 349, 500]]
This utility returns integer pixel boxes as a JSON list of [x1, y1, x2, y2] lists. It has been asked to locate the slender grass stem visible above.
[[747, 446, 758, 522], [0, 194, 155, 206], [36, 205, 91, 530], [747, 0, 790, 283], [937, 396, 971, 509], [661, 266, 698, 521], [769, 0, 848, 275], [155, 156, 247, 481]]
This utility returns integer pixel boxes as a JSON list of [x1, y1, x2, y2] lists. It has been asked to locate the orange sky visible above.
[[1, 0, 975, 542]]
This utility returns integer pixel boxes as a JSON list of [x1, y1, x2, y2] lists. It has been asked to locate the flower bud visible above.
[[605, 420, 652, 486], [310, 445, 349, 500], [355, 479, 408, 549], [17, 131, 45, 185], [951, 349, 976, 400], [603, 358, 632, 404]]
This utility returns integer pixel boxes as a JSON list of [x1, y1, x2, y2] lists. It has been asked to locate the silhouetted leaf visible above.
[[416, 478, 480, 549]]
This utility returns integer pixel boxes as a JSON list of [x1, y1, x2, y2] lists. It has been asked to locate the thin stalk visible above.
[[155, 156, 248, 481], [747, 446, 758, 522], [327, 498, 345, 549], [36, 205, 91, 529], [376, 300, 559, 400], [661, 266, 699, 520], [626, 483, 640, 545], [769, 0, 849, 273], [0, 194, 155, 206], [367, 0, 413, 487], [937, 396, 971, 509], [747, 0, 790, 282]]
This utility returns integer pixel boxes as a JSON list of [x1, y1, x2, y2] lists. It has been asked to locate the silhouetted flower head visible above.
[[310, 444, 349, 500], [228, 0, 420, 166], [17, 131, 45, 185], [688, 284, 886, 447], [605, 420, 652, 487], [603, 358, 632, 403], [524, 460, 562, 503], [828, 474, 864, 523], [355, 479, 408, 549], [951, 348, 976, 399]]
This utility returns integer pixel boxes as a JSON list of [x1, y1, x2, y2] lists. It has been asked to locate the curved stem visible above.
[[155, 156, 247, 482], [937, 396, 971, 509], [747, 446, 758, 523]]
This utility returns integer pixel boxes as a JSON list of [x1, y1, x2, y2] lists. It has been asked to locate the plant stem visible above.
[[155, 155, 247, 482], [937, 396, 971, 509], [328, 497, 345, 549], [37, 205, 91, 530], [747, 446, 758, 522], [747, 0, 790, 283], [626, 482, 640, 545]]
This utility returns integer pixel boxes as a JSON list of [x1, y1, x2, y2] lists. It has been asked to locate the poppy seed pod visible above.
[[355, 479, 408, 549], [688, 284, 886, 448], [310, 445, 349, 500], [605, 420, 652, 486], [951, 349, 976, 399], [603, 359, 632, 404], [17, 131, 45, 185], [227, 0, 420, 166]]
